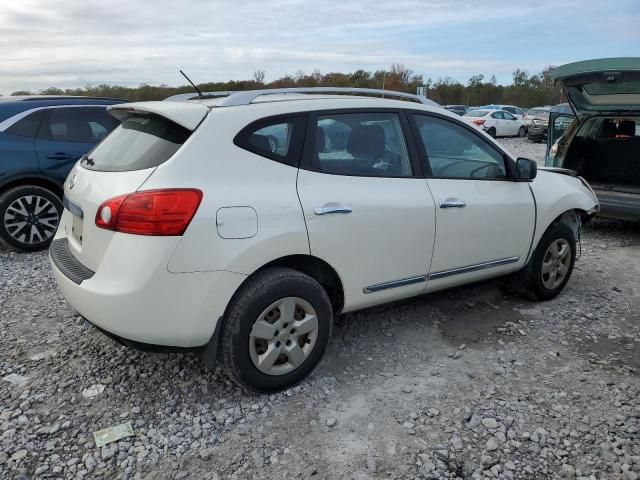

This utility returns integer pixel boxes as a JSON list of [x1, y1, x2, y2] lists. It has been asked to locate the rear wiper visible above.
[[81, 154, 95, 166]]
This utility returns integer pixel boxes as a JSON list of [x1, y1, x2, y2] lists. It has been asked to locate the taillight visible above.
[[95, 189, 203, 236], [472, 119, 486, 126]]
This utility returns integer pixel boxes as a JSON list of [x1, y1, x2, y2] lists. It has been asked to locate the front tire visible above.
[[512, 223, 576, 301], [0, 185, 62, 252], [218, 267, 333, 393], [518, 126, 526, 137]]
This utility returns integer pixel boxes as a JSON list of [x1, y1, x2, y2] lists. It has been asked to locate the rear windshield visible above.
[[81, 112, 191, 172]]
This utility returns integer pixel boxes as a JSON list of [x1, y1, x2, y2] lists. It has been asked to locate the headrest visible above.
[[347, 124, 385, 158], [617, 120, 636, 137]]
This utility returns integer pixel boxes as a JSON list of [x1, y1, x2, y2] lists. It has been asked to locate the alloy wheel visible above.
[[3, 195, 60, 245], [249, 297, 319, 376], [541, 238, 571, 290]]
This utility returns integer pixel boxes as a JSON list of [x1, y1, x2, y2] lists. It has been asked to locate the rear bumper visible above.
[[50, 235, 247, 347], [594, 188, 640, 221]]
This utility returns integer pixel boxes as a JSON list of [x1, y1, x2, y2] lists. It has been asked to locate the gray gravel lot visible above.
[[1, 138, 639, 480]]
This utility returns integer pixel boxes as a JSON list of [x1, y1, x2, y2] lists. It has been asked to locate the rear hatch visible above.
[[551, 57, 640, 116], [60, 101, 209, 271]]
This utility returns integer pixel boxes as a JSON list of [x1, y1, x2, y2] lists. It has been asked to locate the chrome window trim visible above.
[[428, 256, 520, 280], [363, 274, 427, 294], [0, 105, 107, 132]]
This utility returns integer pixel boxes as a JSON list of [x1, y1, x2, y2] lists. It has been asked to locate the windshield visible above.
[[82, 112, 191, 172], [464, 110, 489, 117]]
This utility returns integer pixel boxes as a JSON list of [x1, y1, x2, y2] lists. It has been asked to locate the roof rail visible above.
[[217, 87, 439, 107], [164, 87, 439, 107], [163, 91, 235, 102]]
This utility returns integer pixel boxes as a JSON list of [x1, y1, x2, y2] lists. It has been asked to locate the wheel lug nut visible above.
[[286, 340, 292, 346], [276, 341, 281, 347]]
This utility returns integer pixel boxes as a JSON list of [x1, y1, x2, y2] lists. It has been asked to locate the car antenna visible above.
[[179, 69, 203, 98]]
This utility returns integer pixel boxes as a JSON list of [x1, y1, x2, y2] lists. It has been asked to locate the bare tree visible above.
[[253, 70, 265, 84]]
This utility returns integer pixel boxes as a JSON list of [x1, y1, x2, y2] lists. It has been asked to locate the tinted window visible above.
[[464, 110, 490, 117], [313, 112, 412, 177], [81, 113, 190, 172], [40, 107, 119, 143], [503, 111, 516, 120], [5, 110, 43, 138], [492, 111, 504, 119], [235, 116, 305, 167], [248, 122, 293, 158], [413, 115, 507, 180]]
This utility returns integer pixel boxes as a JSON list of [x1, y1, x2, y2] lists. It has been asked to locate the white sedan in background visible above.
[[463, 109, 528, 138]]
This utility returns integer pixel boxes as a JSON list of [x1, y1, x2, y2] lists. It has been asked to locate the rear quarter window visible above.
[[5, 110, 44, 138], [234, 115, 306, 167], [82, 113, 191, 172]]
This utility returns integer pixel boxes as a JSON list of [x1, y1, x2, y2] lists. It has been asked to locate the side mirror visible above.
[[515, 157, 537, 181]]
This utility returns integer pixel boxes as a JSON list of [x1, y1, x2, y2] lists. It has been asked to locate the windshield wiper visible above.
[[81, 154, 95, 166]]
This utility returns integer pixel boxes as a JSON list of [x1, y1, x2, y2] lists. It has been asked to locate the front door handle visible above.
[[440, 199, 466, 209], [314, 203, 353, 215], [47, 153, 73, 160]]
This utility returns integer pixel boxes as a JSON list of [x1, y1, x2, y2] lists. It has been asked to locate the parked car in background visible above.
[[526, 107, 553, 143], [546, 57, 640, 221], [463, 109, 527, 138], [523, 106, 552, 124], [49, 87, 597, 392], [444, 105, 467, 116], [0, 96, 125, 251], [479, 104, 527, 119]]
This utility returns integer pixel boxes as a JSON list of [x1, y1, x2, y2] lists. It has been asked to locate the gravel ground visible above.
[[1, 138, 639, 480]]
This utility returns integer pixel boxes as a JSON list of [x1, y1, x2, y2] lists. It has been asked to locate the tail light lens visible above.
[[472, 119, 486, 126], [95, 189, 203, 236]]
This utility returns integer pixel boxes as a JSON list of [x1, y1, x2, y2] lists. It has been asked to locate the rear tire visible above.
[[218, 267, 333, 393], [487, 127, 497, 138], [511, 223, 576, 301], [0, 185, 62, 252]]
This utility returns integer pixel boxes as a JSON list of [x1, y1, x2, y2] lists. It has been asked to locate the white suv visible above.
[[50, 88, 599, 392]]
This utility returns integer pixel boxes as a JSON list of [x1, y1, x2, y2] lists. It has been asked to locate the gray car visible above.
[[546, 57, 640, 221]]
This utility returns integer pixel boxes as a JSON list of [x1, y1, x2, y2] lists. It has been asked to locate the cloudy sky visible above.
[[0, 0, 638, 95]]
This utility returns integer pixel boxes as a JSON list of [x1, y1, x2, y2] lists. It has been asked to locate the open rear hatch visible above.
[[60, 101, 209, 271], [551, 57, 640, 116]]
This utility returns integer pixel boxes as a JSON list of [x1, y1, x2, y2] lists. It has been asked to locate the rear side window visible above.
[[311, 112, 412, 177], [40, 107, 120, 143], [82, 113, 191, 172], [234, 116, 306, 167], [5, 110, 44, 138]]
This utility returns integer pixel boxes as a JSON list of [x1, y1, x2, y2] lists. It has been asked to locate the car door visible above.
[[502, 111, 519, 135], [296, 110, 436, 312], [35, 106, 119, 185], [491, 111, 506, 136], [409, 113, 535, 291]]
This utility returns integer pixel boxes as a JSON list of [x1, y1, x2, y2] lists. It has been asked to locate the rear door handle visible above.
[[47, 153, 73, 160], [440, 199, 466, 208], [314, 203, 353, 215]]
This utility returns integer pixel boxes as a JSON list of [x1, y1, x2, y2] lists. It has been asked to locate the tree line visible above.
[[9, 64, 563, 108]]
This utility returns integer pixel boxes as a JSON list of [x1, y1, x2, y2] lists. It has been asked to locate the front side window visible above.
[[5, 110, 44, 138], [413, 115, 507, 180], [313, 112, 412, 177], [40, 107, 119, 143]]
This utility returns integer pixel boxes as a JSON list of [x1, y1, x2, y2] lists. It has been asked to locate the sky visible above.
[[0, 0, 638, 95]]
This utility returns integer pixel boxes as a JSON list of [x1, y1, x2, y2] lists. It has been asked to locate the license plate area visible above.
[[63, 196, 84, 244]]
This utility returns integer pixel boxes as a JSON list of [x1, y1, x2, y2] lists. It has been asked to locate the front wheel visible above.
[[217, 267, 333, 392], [518, 126, 526, 137], [512, 223, 576, 301], [0, 185, 62, 252]]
